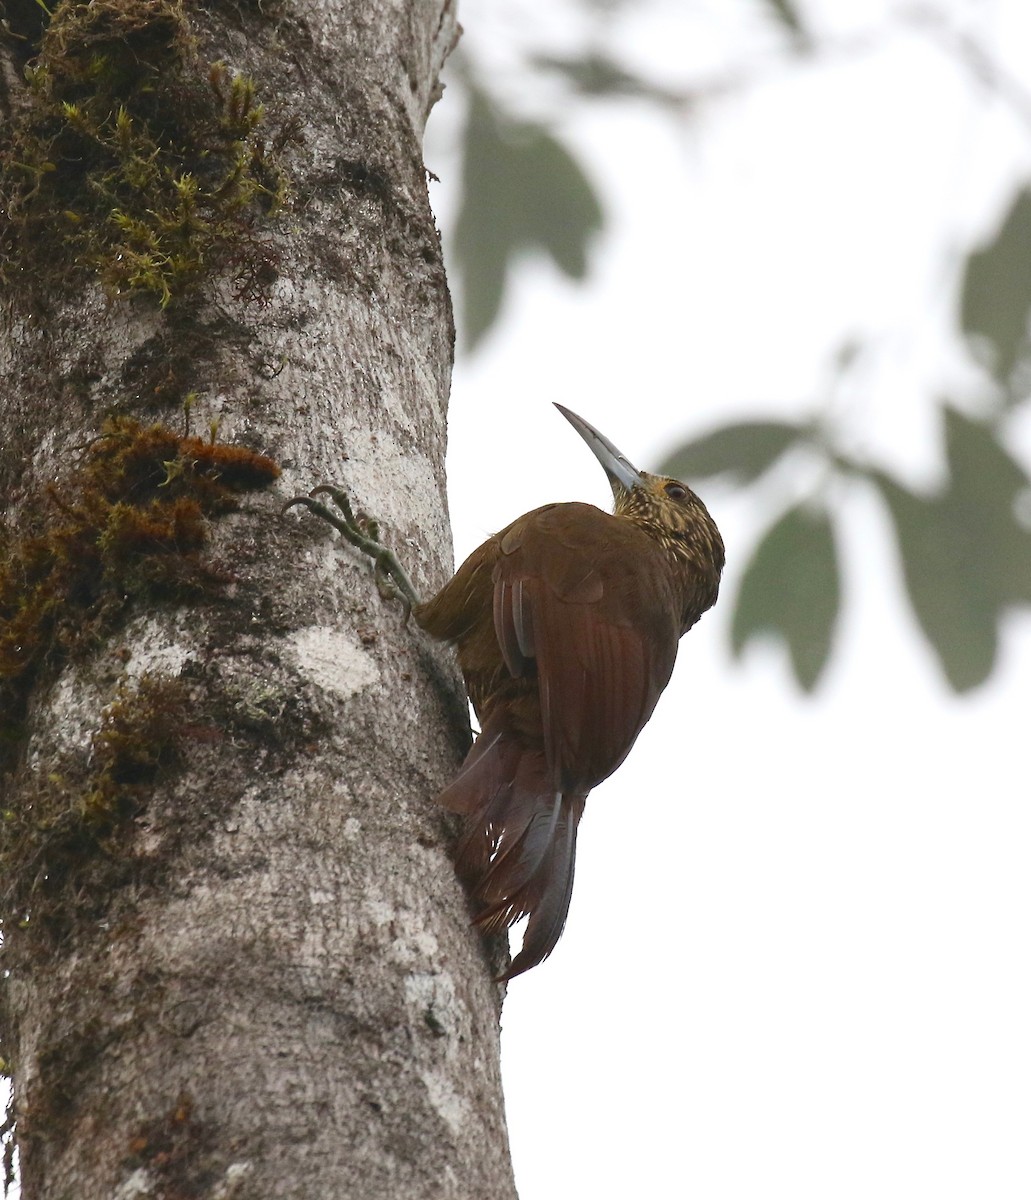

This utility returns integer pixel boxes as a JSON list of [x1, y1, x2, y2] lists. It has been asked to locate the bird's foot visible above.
[[284, 484, 421, 619]]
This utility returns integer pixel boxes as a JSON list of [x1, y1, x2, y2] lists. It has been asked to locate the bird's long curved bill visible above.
[[553, 403, 645, 496]]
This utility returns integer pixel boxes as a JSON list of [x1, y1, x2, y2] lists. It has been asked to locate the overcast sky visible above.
[[430, 2, 1031, 1197]]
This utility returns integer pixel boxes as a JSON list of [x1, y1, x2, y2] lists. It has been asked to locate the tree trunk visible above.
[[0, 1, 518, 1197]]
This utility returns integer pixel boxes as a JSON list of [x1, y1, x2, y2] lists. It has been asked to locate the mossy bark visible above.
[[0, 1, 518, 1198]]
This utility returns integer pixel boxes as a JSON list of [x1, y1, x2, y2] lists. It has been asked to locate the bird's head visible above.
[[554, 403, 724, 572]]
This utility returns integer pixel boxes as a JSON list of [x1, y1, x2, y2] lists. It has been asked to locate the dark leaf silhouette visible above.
[[455, 89, 603, 350], [960, 187, 1031, 383], [533, 54, 686, 111], [661, 420, 804, 483], [873, 407, 1031, 691], [731, 503, 840, 691]]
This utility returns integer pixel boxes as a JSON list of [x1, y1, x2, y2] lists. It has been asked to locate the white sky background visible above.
[[427, 2, 1031, 1198]]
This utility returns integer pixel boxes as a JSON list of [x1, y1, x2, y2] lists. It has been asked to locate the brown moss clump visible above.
[[0, 0, 295, 304], [40, 0, 190, 80], [0, 673, 191, 934], [0, 417, 280, 767], [122, 1093, 217, 1195], [88, 673, 190, 802]]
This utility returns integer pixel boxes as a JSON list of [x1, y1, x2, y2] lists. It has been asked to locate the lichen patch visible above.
[[286, 625, 380, 700]]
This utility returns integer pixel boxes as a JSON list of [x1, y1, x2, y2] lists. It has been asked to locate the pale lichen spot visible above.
[[113, 1167, 156, 1200], [211, 1161, 254, 1200], [422, 1066, 473, 1136], [287, 625, 380, 699], [120, 615, 194, 680], [364, 898, 396, 928]]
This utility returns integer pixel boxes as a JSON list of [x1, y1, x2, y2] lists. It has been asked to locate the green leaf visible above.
[[731, 504, 840, 691], [660, 420, 804, 483], [454, 88, 604, 350], [873, 473, 1000, 691], [960, 187, 1031, 382], [872, 407, 1031, 691], [453, 198, 510, 351], [521, 131, 601, 279]]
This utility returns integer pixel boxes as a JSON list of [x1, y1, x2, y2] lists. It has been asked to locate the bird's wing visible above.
[[415, 535, 499, 642], [493, 502, 680, 791]]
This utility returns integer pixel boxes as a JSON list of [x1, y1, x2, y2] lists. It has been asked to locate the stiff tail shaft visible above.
[[436, 713, 586, 980]]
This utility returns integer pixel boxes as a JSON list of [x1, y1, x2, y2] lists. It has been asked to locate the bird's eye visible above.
[[664, 483, 688, 501]]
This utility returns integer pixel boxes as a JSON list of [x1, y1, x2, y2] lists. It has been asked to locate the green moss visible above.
[[0, 417, 280, 769], [0, 0, 295, 304]]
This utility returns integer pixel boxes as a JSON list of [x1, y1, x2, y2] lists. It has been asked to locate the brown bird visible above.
[[289, 405, 724, 979]]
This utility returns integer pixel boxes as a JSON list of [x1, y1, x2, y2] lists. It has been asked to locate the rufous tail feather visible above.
[[436, 712, 587, 980]]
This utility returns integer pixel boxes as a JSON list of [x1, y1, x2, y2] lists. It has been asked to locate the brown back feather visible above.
[[417, 499, 714, 977]]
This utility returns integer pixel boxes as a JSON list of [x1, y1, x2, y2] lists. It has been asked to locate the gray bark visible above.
[[0, 1, 518, 1197]]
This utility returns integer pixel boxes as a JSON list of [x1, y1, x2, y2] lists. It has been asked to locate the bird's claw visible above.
[[284, 483, 421, 616], [374, 560, 413, 622]]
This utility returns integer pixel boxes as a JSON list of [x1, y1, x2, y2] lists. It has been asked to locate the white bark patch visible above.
[[120, 615, 195, 680], [34, 664, 104, 760], [364, 896, 442, 965], [34, 616, 196, 765], [403, 973, 475, 1135], [364, 898, 396, 928], [286, 626, 380, 699], [422, 1067, 474, 1137], [114, 1168, 156, 1199], [404, 972, 456, 1032], [211, 1162, 254, 1199], [409, 928, 441, 959]]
